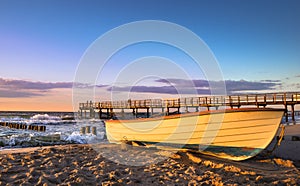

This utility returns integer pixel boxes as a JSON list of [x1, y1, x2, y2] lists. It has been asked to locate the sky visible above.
[[0, 0, 300, 111]]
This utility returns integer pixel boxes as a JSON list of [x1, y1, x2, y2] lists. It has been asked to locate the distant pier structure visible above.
[[78, 92, 300, 123]]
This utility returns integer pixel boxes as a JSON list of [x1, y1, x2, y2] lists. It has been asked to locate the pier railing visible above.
[[78, 92, 300, 121], [79, 92, 300, 110]]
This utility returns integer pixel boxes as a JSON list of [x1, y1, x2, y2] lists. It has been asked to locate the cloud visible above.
[[0, 78, 73, 90], [0, 77, 110, 98], [108, 85, 211, 95], [156, 78, 280, 93], [260, 80, 281, 83], [155, 79, 209, 88], [224, 80, 279, 92], [108, 78, 212, 95], [108, 78, 281, 95], [109, 86, 178, 94], [0, 78, 74, 98], [72, 82, 108, 89]]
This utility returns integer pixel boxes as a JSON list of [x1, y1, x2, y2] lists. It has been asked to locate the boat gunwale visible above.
[[106, 108, 285, 123]]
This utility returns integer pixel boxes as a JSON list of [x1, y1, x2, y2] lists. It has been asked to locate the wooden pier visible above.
[[78, 92, 300, 123]]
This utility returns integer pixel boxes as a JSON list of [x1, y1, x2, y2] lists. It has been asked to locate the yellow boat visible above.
[[105, 108, 284, 161]]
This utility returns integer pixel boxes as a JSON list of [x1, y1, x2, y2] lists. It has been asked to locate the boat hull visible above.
[[105, 108, 284, 161]]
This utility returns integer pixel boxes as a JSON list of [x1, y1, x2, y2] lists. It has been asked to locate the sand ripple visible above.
[[0, 144, 299, 185]]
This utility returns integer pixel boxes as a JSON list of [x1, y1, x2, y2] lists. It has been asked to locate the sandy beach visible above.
[[0, 143, 299, 186], [1, 122, 300, 185]]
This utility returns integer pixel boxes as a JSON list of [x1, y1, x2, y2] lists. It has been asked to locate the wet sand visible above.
[[0, 143, 299, 185]]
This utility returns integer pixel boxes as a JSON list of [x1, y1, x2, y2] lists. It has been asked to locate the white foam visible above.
[[64, 131, 105, 144], [64, 132, 92, 144], [27, 114, 77, 125], [31, 114, 61, 121], [6, 134, 31, 146]]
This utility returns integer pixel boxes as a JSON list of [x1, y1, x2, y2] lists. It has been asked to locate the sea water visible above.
[[0, 111, 106, 148]]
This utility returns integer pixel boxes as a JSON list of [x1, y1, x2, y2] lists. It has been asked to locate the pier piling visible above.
[[86, 126, 91, 133], [92, 127, 97, 135], [80, 127, 86, 134]]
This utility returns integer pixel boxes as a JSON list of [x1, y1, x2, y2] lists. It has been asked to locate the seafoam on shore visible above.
[[0, 112, 106, 147]]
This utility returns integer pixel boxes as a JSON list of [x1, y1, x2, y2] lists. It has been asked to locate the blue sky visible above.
[[0, 0, 300, 110]]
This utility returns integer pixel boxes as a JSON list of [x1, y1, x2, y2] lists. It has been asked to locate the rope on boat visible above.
[[268, 124, 285, 154]]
